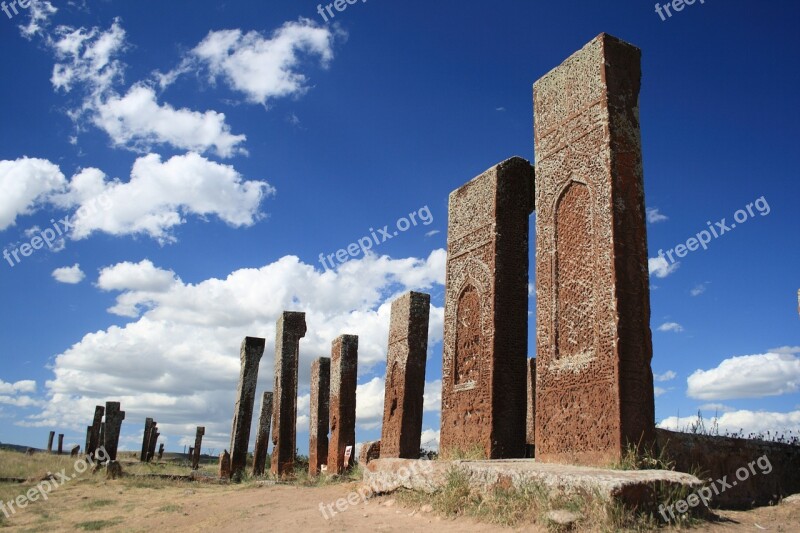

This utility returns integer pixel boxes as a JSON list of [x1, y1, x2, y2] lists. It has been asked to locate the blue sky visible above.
[[0, 0, 798, 455]]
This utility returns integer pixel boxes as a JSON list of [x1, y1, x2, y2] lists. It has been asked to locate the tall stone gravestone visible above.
[[533, 33, 655, 465]]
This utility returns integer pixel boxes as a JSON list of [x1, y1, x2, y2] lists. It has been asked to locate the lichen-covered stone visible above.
[[230, 336, 266, 476], [328, 335, 358, 475], [105, 461, 123, 480], [440, 157, 534, 460], [147, 423, 159, 462], [140, 418, 153, 462], [192, 427, 205, 470], [252, 392, 273, 476], [219, 450, 231, 479], [89, 405, 105, 460], [533, 33, 655, 466], [363, 458, 701, 511], [309, 358, 330, 476], [103, 402, 125, 461], [271, 313, 307, 477], [381, 292, 430, 459], [359, 440, 381, 466], [526, 358, 536, 447]]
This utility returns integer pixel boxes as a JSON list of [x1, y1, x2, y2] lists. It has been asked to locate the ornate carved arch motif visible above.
[[553, 180, 596, 370], [454, 284, 480, 386], [448, 257, 492, 391]]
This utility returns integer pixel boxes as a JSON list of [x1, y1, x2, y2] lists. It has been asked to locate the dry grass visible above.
[[0, 449, 83, 480], [437, 444, 486, 461]]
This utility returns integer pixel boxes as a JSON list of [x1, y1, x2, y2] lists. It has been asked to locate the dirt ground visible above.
[[1, 475, 799, 532]]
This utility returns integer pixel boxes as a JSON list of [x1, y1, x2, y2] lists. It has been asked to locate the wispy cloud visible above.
[[649, 256, 680, 279], [690, 283, 708, 297], [657, 322, 684, 333], [646, 207, 668, 223], [654, 370, 677, 382]]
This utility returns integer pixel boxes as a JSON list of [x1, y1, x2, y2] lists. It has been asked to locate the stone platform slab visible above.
[[363, 459, 702, 510]]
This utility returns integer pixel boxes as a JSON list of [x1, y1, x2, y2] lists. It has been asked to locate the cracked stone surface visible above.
[[363, 459, 702, 510]]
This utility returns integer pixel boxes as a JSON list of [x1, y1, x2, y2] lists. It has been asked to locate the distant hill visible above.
[[0, 443, 39, 453]]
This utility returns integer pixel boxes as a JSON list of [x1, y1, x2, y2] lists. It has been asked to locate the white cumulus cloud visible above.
[[46, 19, 246, 157], [52, 264, 85, 284], [658, 409, 800, 438], [420, 428, 440, 451], [657, 322, 684, 333], [0, 380, 40, 409], [0, 157, 66, 231], [23, 250, 446, 451], [183, 19, 337, 106], [687, 351, 800, 400], [0, 155, 273, 244], [62, 153, 273, 243], [95, 85, 246, 157]]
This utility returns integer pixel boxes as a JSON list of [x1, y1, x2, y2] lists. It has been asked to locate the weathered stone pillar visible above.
[[229, 336, 266, 476], [359, 441, 381, 466], [252, 393, 273, 476], [527, 358, 536, 455], [57, 434, 64, 455], [271, 312, 307, 477], [89, 405, 105, 458], [533, 33, 655, 465], [192, 427, 205, 470], [103, 402, 125, 461], [381, 291, 431, 459], [327, 335, 358, 475], [85, 426, 91, 457], [47, 431, 55, 453], [219, 450, 231, 479], [309, 357, 330, 476], [440, 157, 534, 460], [140, 418, 153, 462], [147, 422, 159, 462], [157, 443, 165, 461]]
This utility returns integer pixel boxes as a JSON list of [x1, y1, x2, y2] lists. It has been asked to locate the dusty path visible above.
[[1, 477, 798, 532]]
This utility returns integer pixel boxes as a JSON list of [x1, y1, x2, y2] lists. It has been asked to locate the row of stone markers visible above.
[[310, 291, 432, 475], [220, 312, 366, 479], [73, 404, 208, 470], [45, 431, 65, 454], [311, 334, 359, 476], [81, 402, 125, 463]]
